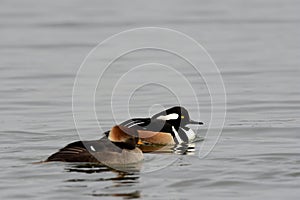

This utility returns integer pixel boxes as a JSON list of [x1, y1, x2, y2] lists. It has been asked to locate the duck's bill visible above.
[[188, 120, 204, 125]]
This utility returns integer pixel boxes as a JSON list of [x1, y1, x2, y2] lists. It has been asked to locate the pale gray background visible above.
[[1, 0, 300, 199]]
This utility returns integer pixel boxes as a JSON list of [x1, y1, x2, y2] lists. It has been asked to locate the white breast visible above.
[[180, 127, 196, 141]]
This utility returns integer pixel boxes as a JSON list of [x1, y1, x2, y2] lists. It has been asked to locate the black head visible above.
[[151, 106, 203, 130]]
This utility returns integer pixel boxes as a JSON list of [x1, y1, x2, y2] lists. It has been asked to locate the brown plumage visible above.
[[45, 126, 143, 165], [138, 130, 175, 145]]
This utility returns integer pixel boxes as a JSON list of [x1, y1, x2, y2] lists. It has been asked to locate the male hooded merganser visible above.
[[120, 106, 203, 145], [46, 126, 143, 165]]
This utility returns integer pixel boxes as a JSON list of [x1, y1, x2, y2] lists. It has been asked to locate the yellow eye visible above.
[[181, 115, 185, 119]]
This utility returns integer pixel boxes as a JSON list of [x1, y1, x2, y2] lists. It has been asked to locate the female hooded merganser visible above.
[[120, 106, 203, 145], [46, 126, 143, 165]]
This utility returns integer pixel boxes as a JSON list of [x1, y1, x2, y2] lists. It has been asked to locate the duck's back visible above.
[[46, 137, 142, 164]]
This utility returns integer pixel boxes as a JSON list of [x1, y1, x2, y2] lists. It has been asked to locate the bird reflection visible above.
[[138, 142, 196, 155], [91, 190, 140, 199], [65, 162, 142, 174], [65, 163, 141, 199], [173, 143, 196, 155]]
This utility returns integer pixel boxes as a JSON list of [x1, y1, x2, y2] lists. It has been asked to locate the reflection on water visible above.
[[173, 143, 196, 155], [66, 163, 115, 174], [91, 190, 140, 199], [65, 163, 141, 199], [1, 0, 300, 199], [61, 140, 202, 199], [66, 163, 142, 174]]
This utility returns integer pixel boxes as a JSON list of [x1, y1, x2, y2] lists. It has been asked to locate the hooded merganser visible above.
[[46, 126, 143, 165], [120, 106, 203, 145]]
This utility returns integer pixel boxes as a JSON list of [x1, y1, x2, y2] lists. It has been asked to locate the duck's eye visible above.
[[181, 115, 185, 119]]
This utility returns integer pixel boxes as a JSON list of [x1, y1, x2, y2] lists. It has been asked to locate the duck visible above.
[[120, 106, 203, 145], [46, 125, 143, 165]]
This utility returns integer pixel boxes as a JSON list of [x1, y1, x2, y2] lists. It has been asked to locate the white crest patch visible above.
[[156, 113, 179, 121]]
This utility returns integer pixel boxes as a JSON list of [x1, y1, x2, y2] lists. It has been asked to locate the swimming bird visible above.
[[120, 106, 203, 145], [46, 126, 143, 165]]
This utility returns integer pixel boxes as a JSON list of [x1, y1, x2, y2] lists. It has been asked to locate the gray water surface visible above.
[[1, 0, 300, 199]]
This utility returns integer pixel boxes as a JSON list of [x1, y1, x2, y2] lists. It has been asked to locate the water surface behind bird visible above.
[[1, 0, 300, 199]]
